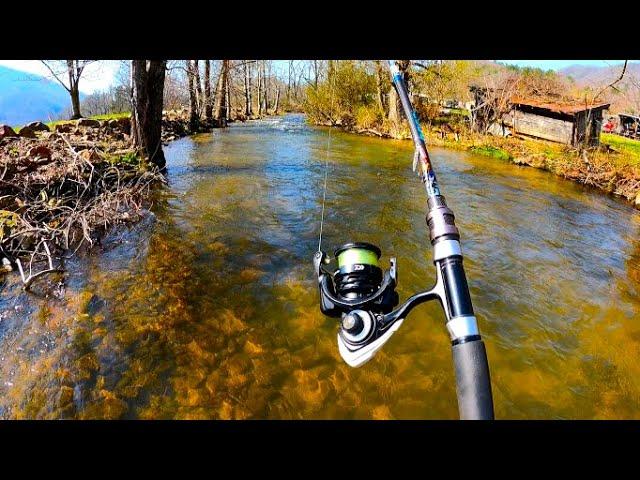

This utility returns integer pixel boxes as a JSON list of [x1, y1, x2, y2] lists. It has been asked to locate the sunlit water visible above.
[[2, 113, 640, 419]]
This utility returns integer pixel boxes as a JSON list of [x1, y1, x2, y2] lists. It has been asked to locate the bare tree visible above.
[[226, 63, 232, 122], [214, 60, 229, 127], [193, 60, 203, 115], [204, 60, 212, 123], [273, 86, 280, 115], [580, 60, 628, 148], [186, 60, 199, 130], [374, 60, 387, 114], [40, 60, 96, 119], [244, 60, 253, 117], [257, 61, 263, 116], [388, 60, 411, 137], [131, 60, 167, 169]]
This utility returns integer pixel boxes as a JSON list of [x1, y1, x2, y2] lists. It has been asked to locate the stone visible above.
[[77, 118, 101, 128], [27, 145, 52, 160], [79, 149, 101, 161], [25, 121, 49, 132], [18, 126, 37, 138], [116, 117, 131, 134], [0, 125, 18, 139], [54, 123, 72, 133], [1, 258, 12, 272]]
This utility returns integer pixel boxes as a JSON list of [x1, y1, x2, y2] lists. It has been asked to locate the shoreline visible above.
[[0, 109, 278, 286], [309, 118, 640, 210]]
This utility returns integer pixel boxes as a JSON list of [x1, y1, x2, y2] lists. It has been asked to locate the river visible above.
[[1, 113, 640, 419]]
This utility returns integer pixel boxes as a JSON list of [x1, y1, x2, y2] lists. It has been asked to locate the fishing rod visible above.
[[313, 60, 494, 420]]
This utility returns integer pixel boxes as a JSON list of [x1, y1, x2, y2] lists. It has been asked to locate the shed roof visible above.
[[511, 98, 610, 116]]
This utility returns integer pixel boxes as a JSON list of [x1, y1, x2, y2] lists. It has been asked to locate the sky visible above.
[[0, 60, 632, 94]]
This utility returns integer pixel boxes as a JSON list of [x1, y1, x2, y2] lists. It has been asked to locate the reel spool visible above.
[[314, 242, 399, 320], [333, 242, 383, 299]]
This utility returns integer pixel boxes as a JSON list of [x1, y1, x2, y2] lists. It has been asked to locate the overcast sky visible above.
[[0, 60, 631, 94]]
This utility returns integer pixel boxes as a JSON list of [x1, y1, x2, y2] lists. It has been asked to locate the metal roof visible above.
[[512, 98, 610, 116]]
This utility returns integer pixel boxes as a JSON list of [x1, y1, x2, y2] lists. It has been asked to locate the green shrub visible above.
[[354, 105, 384, 130], [303, 61, 378, 126]]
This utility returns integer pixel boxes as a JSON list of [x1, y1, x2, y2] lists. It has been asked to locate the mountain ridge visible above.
[[0, 65, 73, 125]]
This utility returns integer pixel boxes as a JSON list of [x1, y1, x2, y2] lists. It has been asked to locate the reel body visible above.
[[314, 242, 437, 367]]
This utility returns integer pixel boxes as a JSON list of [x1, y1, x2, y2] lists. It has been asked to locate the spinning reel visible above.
[[314, 242, 447, 367]]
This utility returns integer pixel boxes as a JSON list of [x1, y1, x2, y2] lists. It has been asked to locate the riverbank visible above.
[[311, 117, 640, 209], [0, 109, 271, 288]]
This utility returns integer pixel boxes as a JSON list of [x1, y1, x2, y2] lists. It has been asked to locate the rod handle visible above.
[[451, 338, 495, 420]]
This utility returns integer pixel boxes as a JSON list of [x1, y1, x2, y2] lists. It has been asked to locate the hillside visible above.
[[0, 65, 73, 125], [560, 62, 640, 86]]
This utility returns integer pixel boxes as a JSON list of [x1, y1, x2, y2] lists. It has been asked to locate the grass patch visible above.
[[89, 112, 130, 121], [468, 145, 512, 161], [13, 112, 131, 131], [601, 133, 640, 166], [448, 108, 470, 117]]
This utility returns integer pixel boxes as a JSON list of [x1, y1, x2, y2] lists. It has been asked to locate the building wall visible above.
[[511, 110, 574, 144]]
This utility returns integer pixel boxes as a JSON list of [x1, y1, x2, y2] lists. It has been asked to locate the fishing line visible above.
[[317, 66, 337, 253]]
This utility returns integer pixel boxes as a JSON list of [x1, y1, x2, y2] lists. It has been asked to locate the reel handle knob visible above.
[[342, 312, 364, 335]]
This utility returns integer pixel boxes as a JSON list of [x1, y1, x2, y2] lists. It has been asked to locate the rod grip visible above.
[[451, 339, 494, 420]]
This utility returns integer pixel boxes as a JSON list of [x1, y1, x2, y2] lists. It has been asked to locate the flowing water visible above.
[[2, 113, 640, 419]]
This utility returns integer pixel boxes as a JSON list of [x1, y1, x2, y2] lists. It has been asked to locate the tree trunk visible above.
[[193, 60, 202, 116], [187, 60, 199, 131], [273, 86, 280, 115], [204, 60, 212, 123], [264, 63, 269, 113], [257, 61, 263, 116], [287, 60, 292, 104], [244, 61, 252, 117], [131, 60, 167, 169], [70, 84, 82, 119], [67, 60, 82, 119], [313, 60, 319, 89], [388, 60, 410, 138], [375, 60, 387, 114], [214, 59, 229, 127], [226, 76, 231, 121]]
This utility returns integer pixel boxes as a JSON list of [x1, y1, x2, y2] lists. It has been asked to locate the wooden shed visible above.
[[618, 113, 640, 139], [469, 86, 610, 146], [508, 99, 610, 146]]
